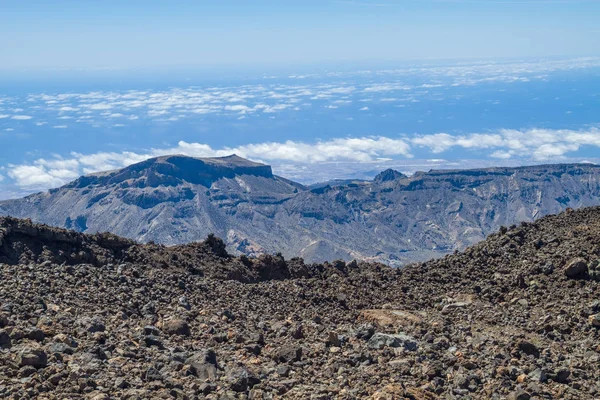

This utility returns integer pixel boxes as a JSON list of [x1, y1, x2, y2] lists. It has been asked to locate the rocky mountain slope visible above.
[[2, 207, 600, 399], [2, 155, 600, 265]]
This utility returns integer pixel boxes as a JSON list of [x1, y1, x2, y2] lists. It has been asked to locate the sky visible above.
[[1, 0, 599, 70], [0, 1, 599, 199]]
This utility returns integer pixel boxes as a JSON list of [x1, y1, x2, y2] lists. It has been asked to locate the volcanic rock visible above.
[[1, 207, 600, 398]]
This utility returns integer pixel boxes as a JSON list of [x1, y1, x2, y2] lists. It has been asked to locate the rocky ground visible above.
[[1, 207, 600, 399]]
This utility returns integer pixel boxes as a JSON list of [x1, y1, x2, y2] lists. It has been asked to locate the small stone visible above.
[[76, 317, 105, 334], [47, 373, 64, 385], [589, 314, 600, 327], [291, 324, 303, 339], [142, 335, 163, 348], [517, 340, 539, 358], [53, 333, 77, 347], [198, 382, 217, 394], [528, 368, 547, 383], [114, 377, 130, 389], [355, 324, 375, 340], [276, 365, 290, 377], [48, 342, 75, 355], [326, 331, 341, 347], [143, 325, 161, 336], [509, 388, 531, 400], [178, 296, 191, 310]]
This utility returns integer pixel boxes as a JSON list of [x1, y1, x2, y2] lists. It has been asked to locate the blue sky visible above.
[[1, 0, 599, 69], [0, 1, 599, 199]]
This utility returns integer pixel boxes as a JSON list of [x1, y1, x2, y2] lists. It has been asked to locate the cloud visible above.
[[11, 115, 33, 120], [13, 57, 598, 129], [412, 128, 600, 160], [3, 126, 600, 193], [4, 136, 412, 191], [0, 114, 9, 119], [7, 164, 79, 188], [53, 125, 68, 129]]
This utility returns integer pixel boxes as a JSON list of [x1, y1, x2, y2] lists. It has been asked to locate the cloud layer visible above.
[[4, 127, 600, 193], [0, 57, 597, 129]]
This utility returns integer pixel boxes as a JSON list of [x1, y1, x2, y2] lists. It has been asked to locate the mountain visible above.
[[2, 155, 600, 265], [2, 207, 600, 398]]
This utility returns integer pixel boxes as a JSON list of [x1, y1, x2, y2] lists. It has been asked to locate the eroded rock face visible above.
[[2, 208, 600, 398], [3, 157, 600, 265]]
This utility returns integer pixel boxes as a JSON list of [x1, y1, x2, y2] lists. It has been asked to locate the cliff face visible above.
[[2, 156, 600, 265]]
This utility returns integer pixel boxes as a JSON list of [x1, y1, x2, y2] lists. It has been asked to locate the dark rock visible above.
[[142, 335, 164, 348], [114, 377, 130, 389], [143, 325, 161, 336], [517, 340, 540, 358], [528, 368, 547, 383], [163, 319, 190, 336], [17, 348, 48, 368], [509, 388, 531, 400], [326, 331, 341, 347], [563, 258, 588, 278], [554, 369, 571, 383], [355, 324, 375, 340], [26, 328, 45, 342], [274, 345, 302, 363], [198, 382, 217, 395], [76, 317, 106, 333], [0, 329, 11, 348], [185, 349, 218, 380]]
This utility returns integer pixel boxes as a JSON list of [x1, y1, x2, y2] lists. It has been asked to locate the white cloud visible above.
[[412, 128, 600, 160], [11, 115, 33, 120], [224, 105, 253, 113], [53, 125, 68, 129], [0, 114, 9, 119], [359, 106, 370, 111], [4, 136, 412, 190], [59, 106, 79, 112], [7, 165, 79, 188], [4, 126, 600, 192]]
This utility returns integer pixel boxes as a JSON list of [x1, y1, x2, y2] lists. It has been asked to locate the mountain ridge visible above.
[[2, 155, 600, 265]]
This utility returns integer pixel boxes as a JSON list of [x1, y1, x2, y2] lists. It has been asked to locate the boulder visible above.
[[185, 349, 218, 380], [163, 319, 190, 336], [563, 258, 588, 278], [17, 348, 48, 368]]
